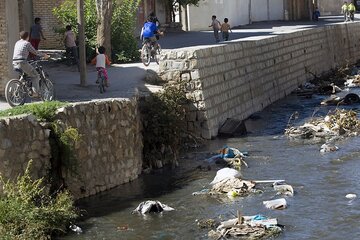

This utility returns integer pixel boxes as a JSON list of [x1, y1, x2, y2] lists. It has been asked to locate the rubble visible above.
[[210, 177, 256, 196], [208, 215, 282, 239], [273, 182, 294, 196], [285, 109, 360, 139]]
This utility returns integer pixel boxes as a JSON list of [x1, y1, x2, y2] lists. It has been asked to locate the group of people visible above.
[[209, 15, 232, 43], [341, 1, 357, 22], [12, 17, 111, 96]]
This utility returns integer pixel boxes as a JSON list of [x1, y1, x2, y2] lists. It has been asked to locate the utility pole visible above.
[[77, 0, 87, 86]]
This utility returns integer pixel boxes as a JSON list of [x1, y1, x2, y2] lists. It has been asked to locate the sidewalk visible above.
[[0, 15, 356, 110]]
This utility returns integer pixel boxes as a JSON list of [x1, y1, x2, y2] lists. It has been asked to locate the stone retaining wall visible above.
[[159, 23, 360, 139], [0, 98, 143, 199]]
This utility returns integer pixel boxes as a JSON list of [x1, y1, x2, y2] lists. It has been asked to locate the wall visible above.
[[159, 23, 360, 139], [0, 0, 20, 94], [32, 0, 64, 49], [317, 0, 341, 15], [186, 0, 285, 31], [0, 115, 51, 181], [0, 98, 143, 199]]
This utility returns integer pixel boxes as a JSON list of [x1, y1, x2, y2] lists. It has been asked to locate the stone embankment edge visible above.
[[159, 23, 360, 139]]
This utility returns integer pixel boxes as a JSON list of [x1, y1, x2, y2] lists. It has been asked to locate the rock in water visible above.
[[133, 200, 175, 214]]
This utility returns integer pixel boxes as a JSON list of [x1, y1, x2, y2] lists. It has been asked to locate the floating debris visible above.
[[346, 193, 357, 200], [321, 93, 360, 106], [196, 218, 218, 229], [208, 214, 282, 239], [132, 200, 174, 214], [320, 143, 339, 153], [69, 224, 83, 234], [210, 178, 256, 196], [273, 182, 294, 196], [210, 168, 241, 185], [263, 198, 287, 210], [285, 109, 360, 139]]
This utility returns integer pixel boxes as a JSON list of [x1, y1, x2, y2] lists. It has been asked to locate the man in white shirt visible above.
[[13, 31, 49, 96]]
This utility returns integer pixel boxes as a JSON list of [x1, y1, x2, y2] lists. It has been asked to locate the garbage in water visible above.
[[196, 218, 218, 229], [273, 182, 294, 196], [117, 225, 134, 232], [346, 193, 357, 200], [210, 177, 256, 196], [285, 109, 360, 139], [69, 224, 83, 234], [345, 75, 360, 87], [263, 198, 287, 210], [321, 93, 360, 106], [132, 200, 175, 214], [192, 189, 210, 196], [210, 167, 241, 185], [320, 143, 339, 153], [206, 146, 249, 169], [208, 214, 282, 239]]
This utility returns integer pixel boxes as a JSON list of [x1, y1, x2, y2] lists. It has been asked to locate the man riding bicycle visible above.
[[12, 31, 49, 97]]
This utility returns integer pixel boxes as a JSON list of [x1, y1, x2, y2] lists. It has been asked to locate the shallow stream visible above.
[[60, 93, 360, 240]]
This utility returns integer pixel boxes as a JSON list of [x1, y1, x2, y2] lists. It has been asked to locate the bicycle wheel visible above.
[[154, 44, 162, 65], [40, 77, 55, 101], [5, 79, 26, 107], [141, 44, 151, 66]]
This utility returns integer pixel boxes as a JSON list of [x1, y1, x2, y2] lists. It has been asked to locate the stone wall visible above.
[[0, 115, 51, 181], [0, 98, 143, 199], [0, 0, 9, 92], [56, 99, 143, 199], [159, 23, 360, 139]]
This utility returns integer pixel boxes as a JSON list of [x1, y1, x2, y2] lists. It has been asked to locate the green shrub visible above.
[[0, 160, 78, 240], [140, 83, 191, 167], [112, 0, 141, 62], [53, 0, 140, 63], [0, 101, 68, 121]]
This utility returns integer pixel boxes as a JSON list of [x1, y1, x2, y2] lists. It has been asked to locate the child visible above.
[[209, 15, 221, 43], [221, 18, 232, 41], [63, 25, 78, 67], [91, 46, 111, 87], [313, 8, 320, 21]]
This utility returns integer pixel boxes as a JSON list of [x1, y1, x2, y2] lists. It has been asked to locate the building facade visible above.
[[182, 0, 312, 31]]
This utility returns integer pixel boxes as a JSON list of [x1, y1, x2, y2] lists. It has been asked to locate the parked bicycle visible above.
[[141, 39, 162, 66], [5, 60, 55, 107]]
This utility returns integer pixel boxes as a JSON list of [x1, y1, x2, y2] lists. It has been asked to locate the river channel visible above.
[[60, 92, 360, 240]]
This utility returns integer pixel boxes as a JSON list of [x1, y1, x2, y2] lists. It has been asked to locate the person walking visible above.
[[29, 17, 46, 59], [348, 2, 356, 21], [221, 18, 232, 41], [209, 15, 221, 43], [341, 2, 349, 22]]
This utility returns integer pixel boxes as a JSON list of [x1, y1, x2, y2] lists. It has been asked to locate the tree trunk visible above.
[[96, 0, 113, 59]]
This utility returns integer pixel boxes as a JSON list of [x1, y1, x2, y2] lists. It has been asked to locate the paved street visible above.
[[0, 15, 357, 110]]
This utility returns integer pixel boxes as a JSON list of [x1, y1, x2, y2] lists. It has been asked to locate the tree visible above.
[[96, 0, 113, 58]]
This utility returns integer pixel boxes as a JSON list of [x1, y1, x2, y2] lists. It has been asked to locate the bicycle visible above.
[[5, 60, 55, 107], [96, 68, 106, 94], [141, 39, 162, 66]]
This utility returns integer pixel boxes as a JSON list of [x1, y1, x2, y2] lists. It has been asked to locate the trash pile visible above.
[[285, 109, 360, 139], [321, 93, 360, 106], [208, 214, 282, 239], [206, 146, 248, 169]]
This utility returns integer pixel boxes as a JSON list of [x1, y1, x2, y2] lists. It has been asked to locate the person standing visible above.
[[341, 2, 349, 22], [63, 25, 79, 69], [221, 18, 232, 41], [29, 17, 46, 50], [209, 15, 221, 43], [348, 2, 356, 21]]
